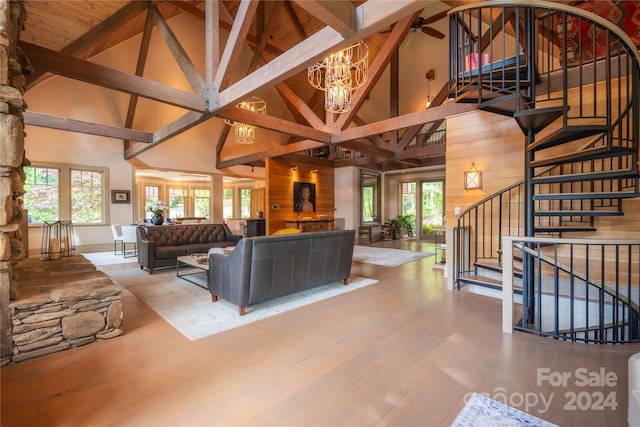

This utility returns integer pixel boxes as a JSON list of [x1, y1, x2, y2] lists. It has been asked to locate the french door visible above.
[[401, 180, 444, 239]]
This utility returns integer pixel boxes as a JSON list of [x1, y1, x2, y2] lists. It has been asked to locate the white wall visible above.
[[334, 167, 359, 230]]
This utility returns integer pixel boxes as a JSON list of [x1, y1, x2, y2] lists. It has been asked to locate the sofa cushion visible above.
[[155, 245, 189, 259], [144, 224, 229, 247]]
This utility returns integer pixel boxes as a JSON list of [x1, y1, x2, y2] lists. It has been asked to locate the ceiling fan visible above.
[[384, 9, 448, 49], [410, 10, 448, 40]]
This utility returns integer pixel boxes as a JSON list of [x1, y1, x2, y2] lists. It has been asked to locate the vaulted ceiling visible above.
[[18, 0, 484, 172]]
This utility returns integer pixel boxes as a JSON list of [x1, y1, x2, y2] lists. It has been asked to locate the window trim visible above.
[[25, 162, 110, 227]]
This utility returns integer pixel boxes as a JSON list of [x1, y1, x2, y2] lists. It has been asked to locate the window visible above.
[[144, 185, 160, 219], [71, 169, 104, 223], [422, 181, 444, 227], [168, 187, 186, 219], [193, 188, 210, 218], [223, 188, 233, 218], [24, 166, 60, 223], [239, 188, 251, 219], [24, 164, 107, 225], [401, 181, 417, 217]]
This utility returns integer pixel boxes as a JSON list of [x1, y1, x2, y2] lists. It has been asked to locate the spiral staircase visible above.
[[448, 1, 640, 343]]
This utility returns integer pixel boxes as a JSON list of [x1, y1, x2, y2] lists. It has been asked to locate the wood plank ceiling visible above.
[[17, 0, 480, 172]]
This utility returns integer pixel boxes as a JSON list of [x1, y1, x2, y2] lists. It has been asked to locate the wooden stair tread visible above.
[[533, 191, 639, 200], [530, 146, 636, 168], [532, 168, 638, 184], [528, 125, 610, 152], [534, 225, 596, 233], [534, 210, 623, 217], [475, 260, 523, 277], [458, 274, 523, 291], [514, 105, 567, 134]]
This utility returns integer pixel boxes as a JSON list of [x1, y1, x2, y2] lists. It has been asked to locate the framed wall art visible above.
[[111, 190, 131, 204], [293, 182, 316, 213]]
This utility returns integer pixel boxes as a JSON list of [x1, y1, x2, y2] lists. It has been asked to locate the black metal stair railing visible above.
[[448, 1, 640, 343], [502, 236, 640, 344]]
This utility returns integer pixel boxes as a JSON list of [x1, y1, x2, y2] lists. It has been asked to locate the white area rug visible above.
[[352, 246, 433, 267], [451, 393, 559, 427], [106, 267, 377, 340]]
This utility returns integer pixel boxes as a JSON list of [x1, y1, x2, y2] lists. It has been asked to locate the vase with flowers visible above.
[[147, 201, 168, 225]]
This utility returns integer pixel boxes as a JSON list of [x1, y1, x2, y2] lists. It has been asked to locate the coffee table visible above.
[[176, 254, 209, 289]]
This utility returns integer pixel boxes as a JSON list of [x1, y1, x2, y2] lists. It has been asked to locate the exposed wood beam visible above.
[[335, 156, 383, 168], [217, 139, 327, 169], [398, 141, 446, 160], [218, 107, 332, 143], [216, 125, 231, 159], [335, 12, 419, 130], [352, 115, 385, 146], [390, 49, 399, 145], [20, 41, 207, 112], [124, 111, 206, 159], [24, 112, 153, 143], [336, 140, 395, 160], [161, 1, 206, 21], [379, 158, 442, 172], [215, 0, 260, 91], [25, 1, 149, 90], [279, 153, 334, 167], [149, 5, 205, 94], [205, 0, 220, 108], [284, 1, 308, 40], [161, 0, 284, 57], [218, 0, 427, 112], [477, 9, 516, 54], [129, 0, 427, 159], [124, 9, 155, 150], [126, 112, 216, 159], [292, 0, 355, 36], [275, 82, 325, 130], [248, 2, 285, 72], [338, 103, 477, 141], [397, 123, 426, 151]]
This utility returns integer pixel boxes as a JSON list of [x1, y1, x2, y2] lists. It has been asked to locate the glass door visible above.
[[420, 180, 444, 240]]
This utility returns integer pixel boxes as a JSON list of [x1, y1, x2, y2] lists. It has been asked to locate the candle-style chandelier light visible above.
[[224, 97, 266, 144], [308, 40, 368, 113]]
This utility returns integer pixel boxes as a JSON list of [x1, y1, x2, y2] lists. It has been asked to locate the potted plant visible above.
[[385, 214, 415, 238]]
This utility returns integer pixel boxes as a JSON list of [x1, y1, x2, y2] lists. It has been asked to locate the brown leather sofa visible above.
[[136, 224, 241, 274], [207, 229, 355, 315]]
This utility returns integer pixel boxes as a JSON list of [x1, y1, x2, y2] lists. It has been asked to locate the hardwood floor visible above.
[[1, 239, 637, 426]]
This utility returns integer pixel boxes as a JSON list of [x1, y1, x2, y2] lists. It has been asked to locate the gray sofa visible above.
[[137, 224, 241, 274], [207, 229, 356, 315]]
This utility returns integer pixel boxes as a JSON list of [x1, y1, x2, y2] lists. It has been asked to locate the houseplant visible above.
[[147, 201, 168, 225], [385, 214, 415, 238]]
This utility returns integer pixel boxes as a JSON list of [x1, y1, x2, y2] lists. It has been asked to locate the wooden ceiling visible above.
[[18, 0, 480, 172]]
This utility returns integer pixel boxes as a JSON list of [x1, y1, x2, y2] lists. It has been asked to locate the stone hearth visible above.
[[2, 256, 123, 365]]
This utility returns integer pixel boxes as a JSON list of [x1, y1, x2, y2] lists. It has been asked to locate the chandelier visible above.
[[224, 97, 266, 144], [308, 40, 368, 113]]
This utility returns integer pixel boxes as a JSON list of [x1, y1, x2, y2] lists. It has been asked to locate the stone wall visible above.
[[6, 256, 123, 364], [0, 0, 30, 363], [0, 1, 123, 365]]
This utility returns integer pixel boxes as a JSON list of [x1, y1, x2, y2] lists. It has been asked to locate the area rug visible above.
[[352, 246, 432, 267], [106, 267, 377, 341], [451, 392, 559, 427]]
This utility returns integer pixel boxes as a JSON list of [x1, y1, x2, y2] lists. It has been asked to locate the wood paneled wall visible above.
[[266, 158, 335, 235], [445, 104, 640, 241], [445, 110, 524, 228]]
